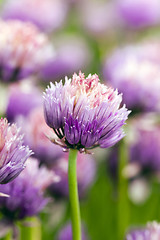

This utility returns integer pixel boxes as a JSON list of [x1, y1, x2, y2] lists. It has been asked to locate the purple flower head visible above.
[[126, 221, 160, 240], [0, 20, 55, 82], [2, 0, 68, 33], [116, 0, 160, 28], [79, 0, 120, 37], [17, 107, 63, 168], [103, 42, 160, 112], [42, 35, 91, 81], [6, 81, 42, 122], [0, 118, 32, 184], [58, 223, 87, 240], [44, 72, 130, 152], [0, 158, 56, 221], [49, 151, 96, 198], [129, 113, 160, 172], [108, 113, 160, 180]]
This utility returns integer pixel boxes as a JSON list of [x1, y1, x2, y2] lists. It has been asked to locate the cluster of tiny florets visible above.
[[44, 72, 130, 152], [0, 118, 32, 184]]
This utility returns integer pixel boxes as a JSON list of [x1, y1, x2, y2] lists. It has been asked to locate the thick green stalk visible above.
[[3, 232, 12, 240], [68, 149, 81, 240], [118, 140, 130, 240], [20, 217, 41, 240]]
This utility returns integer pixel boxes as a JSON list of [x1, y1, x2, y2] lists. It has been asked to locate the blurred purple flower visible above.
[[0, 118, 32, 184], [6, 81, 42, 122], [103, 42, 160, 111], [79, 0, 120, 36], [126, 221, 160, 239], [0, 20, 55, 82], [44, 72, 130, 152], [129, 114, 160, 172], [116, 0, 160, 28], [42, 35, 91, 81], [58, 223, 87, 240], [17, 107, 62, 168], [108, 113, 160, 179], [0, 158, 56, 220], [49, 152, 96, 198], [2, 0, 68, 33]]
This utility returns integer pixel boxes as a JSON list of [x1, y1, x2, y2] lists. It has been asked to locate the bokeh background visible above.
[[0, 0, 160, 239]]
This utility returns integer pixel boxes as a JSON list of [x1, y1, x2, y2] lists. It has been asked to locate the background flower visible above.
[[0, 118, 32, 184], [0, 158, 56, 220], [129, 114, 160, 172], [6, 80, 42, 122], [0, 20, 55, 82], [42, 35, 91, 82], [126, 221, 160, 239], [108, 113, 160, 178], [78, 0, 120, 37], [2, 0, 69, 33], [103, 41, 160, 111], [116, 0, 160, 29]]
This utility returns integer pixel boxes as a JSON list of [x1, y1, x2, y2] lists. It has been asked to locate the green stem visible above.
[[118, 140, 129, 240], [20, 217, 41, 240], [3, 232, 12, 240], [68, 149, 81, 240]]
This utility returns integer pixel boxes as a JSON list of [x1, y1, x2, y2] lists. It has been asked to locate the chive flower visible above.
[[126, 221, 160, 239], [108, 113, 160, 179], [0, 158, 56, 220], [6, 81, 42, 122], [2, 0, 68, 33], [0, 118, 32, 184], [44, 72, 130, 152], [103, 41, 160, 112], [116, 0, 160, 29], [0, 20, 54, 82]]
